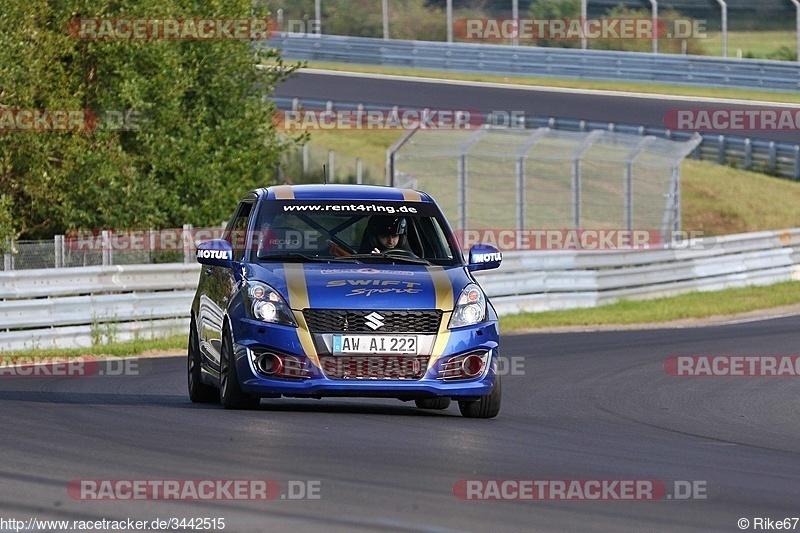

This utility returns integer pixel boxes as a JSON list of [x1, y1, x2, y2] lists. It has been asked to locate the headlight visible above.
[[245, 282, 297, 327], [448, 283, 486, 329]]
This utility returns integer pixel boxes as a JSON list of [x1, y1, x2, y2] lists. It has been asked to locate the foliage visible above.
[[0, 0, 301, 239]]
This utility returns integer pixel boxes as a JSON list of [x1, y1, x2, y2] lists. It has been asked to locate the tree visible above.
[[0, 0, 301, 239]]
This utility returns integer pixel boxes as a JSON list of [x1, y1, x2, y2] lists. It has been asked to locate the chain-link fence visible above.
[[2, 227, 227, 271], [390, 126, 701, 243], [277, 143, 383, 185]]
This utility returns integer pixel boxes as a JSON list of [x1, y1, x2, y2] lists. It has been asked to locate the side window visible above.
[[225, 201, 255, 261]]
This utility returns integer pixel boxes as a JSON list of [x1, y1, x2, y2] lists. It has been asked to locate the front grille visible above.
[[319, 355, 429, 380], [303, 309, 442, 334]]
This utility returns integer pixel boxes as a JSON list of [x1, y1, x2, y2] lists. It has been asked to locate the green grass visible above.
[[683, 160, 800, 235], [704, 30, 797, 59], [300, 60, 800, 105], [502, 281, 800, 331], [1, 335, 185, 360]]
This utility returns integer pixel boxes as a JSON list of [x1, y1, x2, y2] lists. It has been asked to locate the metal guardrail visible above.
[[2, 230, 799, 351], [272, 97, 800, 181], [273, 34, 800, 92], [474, 228, 800, 315], [0, 264, 200, 351]]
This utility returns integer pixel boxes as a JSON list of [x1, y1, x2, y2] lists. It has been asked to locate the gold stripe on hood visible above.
[[426, 266, 454, 369], [283, 263, 320, 369]]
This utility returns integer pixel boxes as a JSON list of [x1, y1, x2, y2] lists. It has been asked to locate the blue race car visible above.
[[188, 184, 503, 418]]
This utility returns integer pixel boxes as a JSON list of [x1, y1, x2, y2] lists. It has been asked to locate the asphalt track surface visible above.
[[274, 70, 800, 143], [2, 316, 800, 532]]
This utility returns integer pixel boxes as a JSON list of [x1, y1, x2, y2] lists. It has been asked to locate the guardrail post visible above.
[[183, 224, 193, 264], [769, 141, 777, 173], [744, 138, 752, 170], [794, 145, 800, 180], [302, 144, 309, 174], [718, 135, 726, 165], [356, 158, 363, 184], [327, 150, 335, 182]]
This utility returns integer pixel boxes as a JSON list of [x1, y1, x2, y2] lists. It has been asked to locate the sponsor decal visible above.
[[319, 268, 415, 276], [326, 279, 423, 297], [196, 249, 231, 260]]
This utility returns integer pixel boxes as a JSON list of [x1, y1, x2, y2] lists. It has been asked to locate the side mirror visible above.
[[467, 244, 502, 272], [196, 239, 234, 267]]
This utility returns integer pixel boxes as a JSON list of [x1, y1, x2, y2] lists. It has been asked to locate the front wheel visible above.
[[219, 329, 261, 410], [458, 375, 501, 419], [188, 320, 218, 404]]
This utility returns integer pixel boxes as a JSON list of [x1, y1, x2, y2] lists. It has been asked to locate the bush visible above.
[[0, 0, 301, 239]]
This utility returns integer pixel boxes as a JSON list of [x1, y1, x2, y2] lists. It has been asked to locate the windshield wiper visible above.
[[346, 253, 432, 265], [257, 253, 362, 263]]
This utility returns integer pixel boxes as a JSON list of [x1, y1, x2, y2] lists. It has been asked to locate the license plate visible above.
[[332, 335, 418, 355]]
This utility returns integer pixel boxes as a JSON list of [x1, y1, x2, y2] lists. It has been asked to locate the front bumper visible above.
[[230, 318, 500, 400]]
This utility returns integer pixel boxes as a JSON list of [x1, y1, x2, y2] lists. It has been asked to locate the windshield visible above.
[[251, 200, 461, 266]]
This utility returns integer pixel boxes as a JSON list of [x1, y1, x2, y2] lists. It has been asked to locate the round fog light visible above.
[[461, 354, 486, 378]]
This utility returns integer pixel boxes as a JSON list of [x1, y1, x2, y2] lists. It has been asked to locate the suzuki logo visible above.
[[365, 312, 385, 331]]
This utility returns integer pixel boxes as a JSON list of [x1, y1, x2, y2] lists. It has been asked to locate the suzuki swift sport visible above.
[[188, 184, 503, 418]]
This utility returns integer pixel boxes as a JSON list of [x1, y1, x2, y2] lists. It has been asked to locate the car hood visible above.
[[244, 262, 471, 311]]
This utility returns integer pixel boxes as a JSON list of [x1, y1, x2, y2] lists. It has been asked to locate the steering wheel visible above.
[[384, 249, 418, 258]]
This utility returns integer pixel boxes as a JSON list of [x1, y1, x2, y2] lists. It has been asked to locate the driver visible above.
[[359, 216, 411, 254]]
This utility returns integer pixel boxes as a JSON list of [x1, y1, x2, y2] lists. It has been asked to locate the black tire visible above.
[[458, 375, 501, 419], [219, 328, 261, 410], [188, 319, 218, 404], [415, 397, 452, 410]]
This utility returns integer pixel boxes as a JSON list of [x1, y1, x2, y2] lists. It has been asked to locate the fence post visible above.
[[515, 157, 525, 233], [101, 230, 111, 266], [356, 158, 363, 184], [183, 224, 193, 264], [54, 235, 62, 268], [457, 154, 467, 231], [3, 238, 12, 271], [302, 144, 309, 175], [327, 150, 335, 182]]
